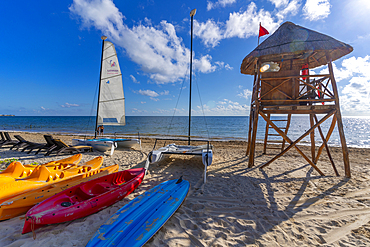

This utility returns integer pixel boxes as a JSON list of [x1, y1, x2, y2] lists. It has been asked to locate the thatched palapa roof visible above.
[[240, 22, 353, 75]]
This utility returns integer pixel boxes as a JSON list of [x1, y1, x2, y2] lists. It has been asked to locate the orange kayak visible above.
[[0, 156, 103, 204], [0, 154, 82, 184], [0, 164, 118, 220]]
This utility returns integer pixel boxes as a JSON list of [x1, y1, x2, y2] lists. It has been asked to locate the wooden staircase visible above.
[[263, 114, 291, 154]]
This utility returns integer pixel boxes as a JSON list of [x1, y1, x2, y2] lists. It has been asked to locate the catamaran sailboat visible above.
[[73, 36, 140, 154], [144, 9, 213, 183]]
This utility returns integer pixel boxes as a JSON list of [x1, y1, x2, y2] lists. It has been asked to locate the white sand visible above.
[[0, 132, 370, 246]]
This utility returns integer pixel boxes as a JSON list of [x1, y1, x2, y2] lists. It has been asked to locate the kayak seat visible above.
[[0, 161, 26, 178], [112, 171, 134, 186], [78, 183, 110, 197], [73, 187, 95, 201], [89, 184, 110, 195]]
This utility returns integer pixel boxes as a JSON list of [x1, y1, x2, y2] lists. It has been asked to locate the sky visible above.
[[1, 0, 370, 116]]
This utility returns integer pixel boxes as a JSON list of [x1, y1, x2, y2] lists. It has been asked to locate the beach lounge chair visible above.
[[34, 135, 56, 155], [0, 132, 20, 148], [10, 135, 31, 150], [0, 132, 6, 144], [45, 139, 92, 156], [13, 135, 47, 153]]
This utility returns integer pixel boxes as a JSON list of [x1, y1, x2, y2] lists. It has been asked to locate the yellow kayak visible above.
[[0, 154, 82, 184], [0, 156, 103, 204], [0, 164, 118, 220]]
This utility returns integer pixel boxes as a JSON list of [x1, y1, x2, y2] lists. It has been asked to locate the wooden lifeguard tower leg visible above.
[[310, 113, 315, 164], [246, 71, 259, 156], [263, 114, 291, 154], [281, 114, 291, 152], [314, 115, 339, 176], [246, 108, 253, 156], [263, 113, 270, 154], [327, 57, 350, 177], [259, 110, 336, 176], [315, 115, 337, 163], [248, 106, 259, 168]]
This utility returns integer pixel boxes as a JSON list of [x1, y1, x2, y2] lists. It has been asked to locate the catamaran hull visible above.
[[72, 139, 116, 153], [145, 144, 213, 183], [115, 139, 140, 149], [96, 138, 140, 149]]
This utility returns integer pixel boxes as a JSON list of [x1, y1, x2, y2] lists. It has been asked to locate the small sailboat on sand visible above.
[[145, 9, 213, 183], [73, 36, 140, 154]]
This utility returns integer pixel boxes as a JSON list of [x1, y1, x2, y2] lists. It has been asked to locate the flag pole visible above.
[[258, 22, 261, 46]]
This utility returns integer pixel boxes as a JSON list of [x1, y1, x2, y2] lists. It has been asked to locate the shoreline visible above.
[[0, 132, 370, 246], [2, 129, 370, 150]]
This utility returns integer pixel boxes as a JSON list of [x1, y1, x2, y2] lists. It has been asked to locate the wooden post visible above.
[[326, 53, 350, 177], [310, 113, 315, 164], [263, 113, 270, 154], [315, 115, 337, 163], [259, 111, 334, 176], [248, 65, 261, 167], [282, 114, 291, 152], [246, 71, 258, 156], [246, 108, 253, 156], [248, 106, 259, 168], [314, 115, 339, 176]]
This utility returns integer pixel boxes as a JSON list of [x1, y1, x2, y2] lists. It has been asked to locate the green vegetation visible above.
[[0, 157, 19, 165]]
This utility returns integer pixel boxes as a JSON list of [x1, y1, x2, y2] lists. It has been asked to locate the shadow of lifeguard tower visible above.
[[240, 22, 353, 177]]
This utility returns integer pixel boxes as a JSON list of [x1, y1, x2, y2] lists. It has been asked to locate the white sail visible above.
[[97, 41, 125, 126]]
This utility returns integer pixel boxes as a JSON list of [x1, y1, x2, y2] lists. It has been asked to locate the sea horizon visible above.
[[0, 115, 369, 148]]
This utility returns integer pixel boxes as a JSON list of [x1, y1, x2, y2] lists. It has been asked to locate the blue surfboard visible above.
[[86, 177, 190, 247]]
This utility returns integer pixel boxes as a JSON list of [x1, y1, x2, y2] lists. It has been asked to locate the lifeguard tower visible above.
[[240, 22, 352, 177]]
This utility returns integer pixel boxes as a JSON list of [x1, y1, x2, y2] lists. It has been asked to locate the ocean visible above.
[[0, 115, 369, 148]]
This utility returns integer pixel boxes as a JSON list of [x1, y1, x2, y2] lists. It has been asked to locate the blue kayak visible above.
[[86, 177, 190, 247]]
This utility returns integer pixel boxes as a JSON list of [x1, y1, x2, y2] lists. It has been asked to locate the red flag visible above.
[[259, 24, 269, 37]]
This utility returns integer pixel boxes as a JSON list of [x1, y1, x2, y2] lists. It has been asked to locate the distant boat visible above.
[[73, 36, 140, 154]]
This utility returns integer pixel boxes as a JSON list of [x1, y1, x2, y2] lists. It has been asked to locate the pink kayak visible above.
[[23, 168, 145, 234]]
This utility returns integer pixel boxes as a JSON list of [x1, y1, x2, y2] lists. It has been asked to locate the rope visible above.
[[26, 216, 37, 240], [194, 75, 210, 140], [167, 66, 190, 137]]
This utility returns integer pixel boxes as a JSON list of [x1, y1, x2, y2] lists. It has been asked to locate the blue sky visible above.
[[1, 0, 370, 116]]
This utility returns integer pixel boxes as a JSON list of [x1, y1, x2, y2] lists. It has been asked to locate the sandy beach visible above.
[[0, 132, 370, 246]]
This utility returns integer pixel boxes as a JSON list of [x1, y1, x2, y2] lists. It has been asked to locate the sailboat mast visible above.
[[188, 9, 196, 145], [95, 35, 107, 139]]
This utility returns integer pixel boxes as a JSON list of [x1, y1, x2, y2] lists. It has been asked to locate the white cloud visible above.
[[194, 55, 218, 73], [193, 19, 223, 48], [319, 56, 370, 115], [135, 89, 170, 101], [130, 75, 140, 84], [207, 0, 237, 11], [198, 99, 249, 115], [160, 90, 169, 96], [69, 0, 225, 84], [194, 2, 280, 47], [137, 89, 159, 97], [275, 0, 301, 20], [215, 61, 233, 70], [268, 0, 289, 8], [61, 103, 79, 108], [224, 3, 279, 39], [238, 89, 252, 100], [302, 0, 331, 21]]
